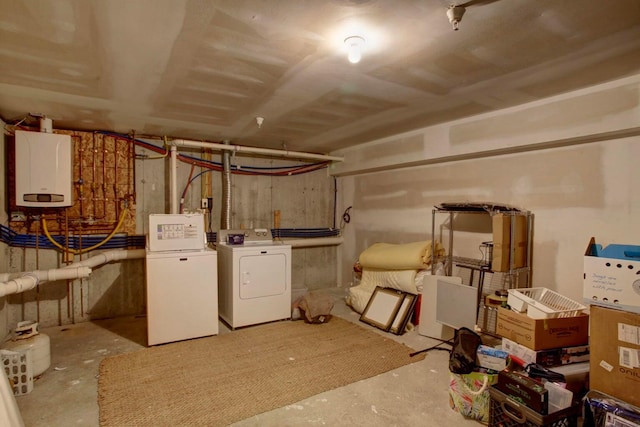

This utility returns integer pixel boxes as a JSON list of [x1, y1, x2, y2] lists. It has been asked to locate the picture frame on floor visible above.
[[359, 287, 405, 331], [390, 292, 417, 335], [360, 286, 418, 334]]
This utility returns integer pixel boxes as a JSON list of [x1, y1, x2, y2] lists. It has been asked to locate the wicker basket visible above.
[[507, 288, 586, 319]]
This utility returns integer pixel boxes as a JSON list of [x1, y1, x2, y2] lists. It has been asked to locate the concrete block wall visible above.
[[1, 140, 336, 332]]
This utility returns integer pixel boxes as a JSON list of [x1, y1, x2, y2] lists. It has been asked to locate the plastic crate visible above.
[[1, 349, 33, 396], [583, 390, 640, 427], [507, 288, 586, 319], [488, 387, 580, 427]]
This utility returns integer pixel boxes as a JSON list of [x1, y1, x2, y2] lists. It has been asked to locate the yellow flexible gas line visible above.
[[41, 208, 129, 255], [141, 136, 169, 159]]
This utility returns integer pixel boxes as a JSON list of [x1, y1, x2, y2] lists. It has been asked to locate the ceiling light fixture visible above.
[[344, 36, 365, 64], [446, 4, 466, 31]]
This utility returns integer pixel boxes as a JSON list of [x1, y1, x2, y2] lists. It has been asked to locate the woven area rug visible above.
[[98, 317, 425, 426]]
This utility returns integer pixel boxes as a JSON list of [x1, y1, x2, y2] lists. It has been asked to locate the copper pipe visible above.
[[78, 224, 84, 317], [113, 136, 119, 220], [129, 132, 135, 205], [35, 220, 40, 324], [70, 273, 75, 324], [64, 210, 71, 263], [66, 279, 71, 323], [92, 132, 98, 220], [76, 133, 85, 217], [102, 134, 108, 219], [65, 210, 71, 319]]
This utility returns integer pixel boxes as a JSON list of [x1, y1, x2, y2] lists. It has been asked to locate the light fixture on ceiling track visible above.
[[446, 4, 466, 31], [344, 36, 365, 64]]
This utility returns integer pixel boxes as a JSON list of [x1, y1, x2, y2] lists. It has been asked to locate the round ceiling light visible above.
[[344, 36, 365, 64]]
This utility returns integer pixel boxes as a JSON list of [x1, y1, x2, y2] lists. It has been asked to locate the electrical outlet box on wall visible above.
[[15, 130, 73, 207]]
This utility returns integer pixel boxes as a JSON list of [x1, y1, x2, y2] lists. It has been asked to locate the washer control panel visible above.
[[148, 213, 206, 252]]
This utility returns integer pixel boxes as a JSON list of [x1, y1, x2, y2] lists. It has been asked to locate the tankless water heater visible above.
[[15, 130, 73, 207]]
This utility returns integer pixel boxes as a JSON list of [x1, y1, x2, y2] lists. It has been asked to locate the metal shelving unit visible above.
[[430, 202, 534, 334]]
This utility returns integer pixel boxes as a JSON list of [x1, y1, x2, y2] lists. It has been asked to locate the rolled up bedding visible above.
[[358, 240, 443, 270], [346, 267, 428, 313]]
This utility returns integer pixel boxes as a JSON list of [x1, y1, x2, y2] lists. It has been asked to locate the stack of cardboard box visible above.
[[584, 238, 640, 410], [495, 301, 591, 408]]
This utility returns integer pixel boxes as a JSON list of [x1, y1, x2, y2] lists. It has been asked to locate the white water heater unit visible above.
[[15, 130, 73, 207]]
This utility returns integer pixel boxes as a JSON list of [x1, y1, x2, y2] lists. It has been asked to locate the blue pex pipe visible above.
[[0, 225, 145, 250], [1, 226, 339, 249]]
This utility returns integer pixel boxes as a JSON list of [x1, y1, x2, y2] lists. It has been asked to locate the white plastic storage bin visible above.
[[507, 288, 586, 319], [1, 349, 33, 395]]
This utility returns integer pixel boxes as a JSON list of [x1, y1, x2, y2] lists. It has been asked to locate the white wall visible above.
[[332, 75, 640, 304]]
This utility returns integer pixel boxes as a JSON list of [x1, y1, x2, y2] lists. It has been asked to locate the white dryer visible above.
[[217, 229, 291, 329]]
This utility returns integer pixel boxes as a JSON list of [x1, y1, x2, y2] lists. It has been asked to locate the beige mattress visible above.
[[358, 240, 443, 270], [346, 268, 428, 314]]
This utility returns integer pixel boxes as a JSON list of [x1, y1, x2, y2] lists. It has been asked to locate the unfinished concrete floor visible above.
[[15, 288, 481, 426]]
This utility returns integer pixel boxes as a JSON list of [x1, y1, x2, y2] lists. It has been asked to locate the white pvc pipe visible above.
[[0, 267, 91, 298], [171, 139, 344, 162], [0, 250, 146, 283], [67, 249, 146, 269], [0, 276, 38, 298], [0, 250, 145, 298], [170, 145, 178, 214], [274, 236, 344, 248]]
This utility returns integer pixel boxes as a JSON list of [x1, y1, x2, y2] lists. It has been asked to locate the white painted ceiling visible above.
[[1, 0, 640, 154]]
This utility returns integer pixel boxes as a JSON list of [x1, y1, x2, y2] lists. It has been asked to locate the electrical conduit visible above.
[[170, 145, 178, 214], [221, 140, 232, 230]]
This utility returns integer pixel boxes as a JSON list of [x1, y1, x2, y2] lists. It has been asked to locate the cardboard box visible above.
[[584, 237, 640, 314], [476, 345, 509, 371], [590, 305, 640, 408], [492, 213, 527, 272], [502, 338, 590, 367], [496, 307, 589, 350]]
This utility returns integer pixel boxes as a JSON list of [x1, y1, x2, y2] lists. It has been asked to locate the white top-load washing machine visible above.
[[217, 229, 291, 329], [146, 213, 218, 346]]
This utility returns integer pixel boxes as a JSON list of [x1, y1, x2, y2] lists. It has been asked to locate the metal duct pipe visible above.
[[221, 140, 232, 230], [170, 145, 178, 214], [171, 139, 344, 162]]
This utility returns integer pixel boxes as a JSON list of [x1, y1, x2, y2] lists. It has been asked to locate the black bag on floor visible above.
[[449, 327, 482, 375]]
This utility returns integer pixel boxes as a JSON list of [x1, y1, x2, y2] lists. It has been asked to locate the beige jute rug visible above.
[[98, 317, 424, 426]]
